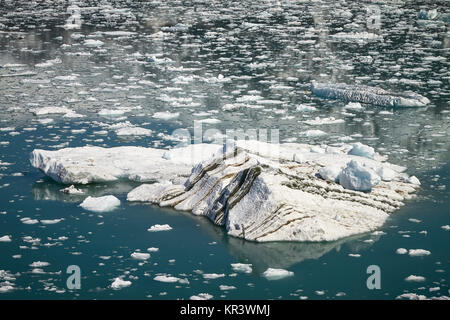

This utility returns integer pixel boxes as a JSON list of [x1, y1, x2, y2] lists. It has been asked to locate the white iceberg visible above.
[[311, 82, 430, 107], [31, 141, 420, 242], [262, 268, 294, 280], [79, 195, 120, 212]]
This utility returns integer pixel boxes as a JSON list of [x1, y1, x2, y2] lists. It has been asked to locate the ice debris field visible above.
[[0, 0, 449, 300]]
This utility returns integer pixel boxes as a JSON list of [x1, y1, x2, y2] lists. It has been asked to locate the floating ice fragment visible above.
[[148, 224, 172, 232], [0, 235, 12, 242], [405, 275, 426, 282], [40, 219, 63, 225], [152, 111, 180, 120], [396, 248, 408, 255], [84, 39, 104, 47], [262, 268, 294, 280], [60, 185, 83, 194], [111, 277, 132, 290], [190, 293, 213, 300], [131, 252, 150, 260], [408, 249, 431, 257], [79, 195, 120, 212], [231, 263, 252, 274], [203, 273, 225, 280], [311, 82, 430, 107]]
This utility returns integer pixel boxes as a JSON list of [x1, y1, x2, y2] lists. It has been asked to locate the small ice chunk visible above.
[[60, 185, 84, 194], [231, 263, 252, 274], [262, 268, 294, 280], [405, 275, 426, 282], [98, 109, 125, 116], [147, 224, 172, 232], [131, 252, 150, 260], [408, 249, 431, 257], [30, 261, 50, 267], [396, 248, 408, 255], [152, 111, 180, 120], [111, 277, 132, 289], [203, 273, 225, 280], [0, 235, 12, 242], [21, 218, 39, 225], [41, 219, 63, 225], [79, 195, 121, 212], [147, 247, 159, 252], [348, 142, 375, 159], [300, 129, 327, 137], [396, 293, 427, 300], [116, 127, 152, 136], [154, 275, 181, 283], [219, 285, 236, 291], [344, 102, 363, 110], [441, 225, 450, 231], [190, 293, 213, 300], [84, 39, 104, 47], [339, 160, 381, 191]]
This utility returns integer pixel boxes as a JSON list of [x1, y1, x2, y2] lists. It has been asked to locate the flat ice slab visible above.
[[311, 82, 430, 107], [30, 144, 221, 184], [31, 141, 420, 242]]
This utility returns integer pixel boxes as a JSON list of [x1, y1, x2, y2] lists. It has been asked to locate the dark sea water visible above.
[[0, 0, 449, 299]]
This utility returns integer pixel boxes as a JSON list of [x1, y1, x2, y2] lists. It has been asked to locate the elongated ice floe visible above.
[[30, 144, 221, 184], [31, 141, 420, 242], [311, 82, 430, 107]]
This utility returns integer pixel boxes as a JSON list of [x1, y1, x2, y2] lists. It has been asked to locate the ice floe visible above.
[[30, 144, 221, 184], [130, 252, 150, 260], [147, 224, 172, 232], [311, 82, 430, 107]]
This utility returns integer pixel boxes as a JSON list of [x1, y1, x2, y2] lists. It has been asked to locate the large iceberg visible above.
[[30, 141, 420, 242], [310, 82, 430, 107]]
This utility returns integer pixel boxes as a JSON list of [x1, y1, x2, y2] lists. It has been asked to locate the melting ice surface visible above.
[[0, 0, 449, 299]]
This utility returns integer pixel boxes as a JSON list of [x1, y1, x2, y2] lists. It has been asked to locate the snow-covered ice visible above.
[[147, 224, 172, 232], [79, 195, 120, 212], [262, 268, 294, 280]]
